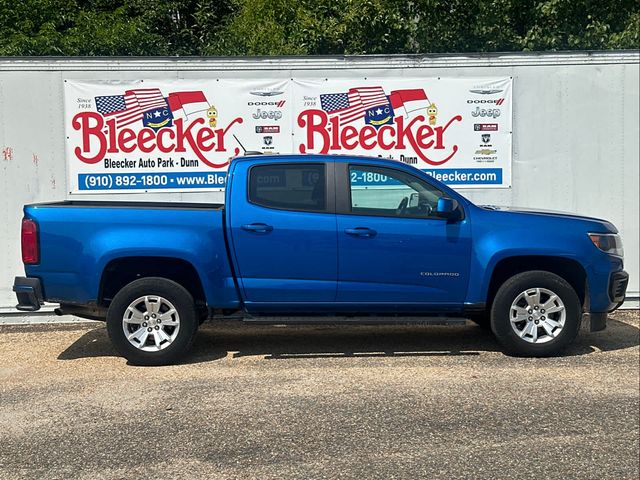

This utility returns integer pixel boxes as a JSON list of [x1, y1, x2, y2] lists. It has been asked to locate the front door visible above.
[[228, 161, 337, 304], [336, 163, 471, 305]]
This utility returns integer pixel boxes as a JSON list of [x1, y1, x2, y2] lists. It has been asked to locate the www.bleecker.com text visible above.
[[103, 157, 200, 168]]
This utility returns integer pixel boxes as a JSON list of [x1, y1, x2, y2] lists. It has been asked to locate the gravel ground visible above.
[[0, 311, 638, 480]]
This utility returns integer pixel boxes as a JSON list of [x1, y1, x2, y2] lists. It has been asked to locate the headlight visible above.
[[588, 233, 624, 258]]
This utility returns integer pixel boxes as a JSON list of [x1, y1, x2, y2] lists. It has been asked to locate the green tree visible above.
[[0, 0, 234, 55], [208, 0, 639, 55], [205, 0, 417, 55], [0, 0, 637, 56], [519, 0, 640, 50], [411, 0, 523, 53], [0, 0, 77, 55]]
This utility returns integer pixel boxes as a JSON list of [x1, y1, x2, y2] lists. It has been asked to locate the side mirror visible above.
[[436, 197, 460, 219]]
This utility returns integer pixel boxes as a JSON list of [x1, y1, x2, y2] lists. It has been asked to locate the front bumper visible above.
[[13, 276, 43, 311], [587, 269, 629, 332], [608, 270, 629, 307]]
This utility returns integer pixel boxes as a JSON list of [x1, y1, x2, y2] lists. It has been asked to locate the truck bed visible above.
[[22, 200, 236, 308]]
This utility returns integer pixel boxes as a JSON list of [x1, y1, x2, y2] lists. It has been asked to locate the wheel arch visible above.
[[486, 256, 588, 311], [98, 256, 207, 308]]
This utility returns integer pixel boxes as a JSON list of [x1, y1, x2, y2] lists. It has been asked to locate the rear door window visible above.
[[248, 163, 327, 212]]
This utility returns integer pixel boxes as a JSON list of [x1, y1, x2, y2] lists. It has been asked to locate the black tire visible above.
[[490, 271, 581, 357], [106, 277, 199, 366]]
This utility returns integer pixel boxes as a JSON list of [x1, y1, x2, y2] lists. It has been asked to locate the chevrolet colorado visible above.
[[14, 154, 628, 365]]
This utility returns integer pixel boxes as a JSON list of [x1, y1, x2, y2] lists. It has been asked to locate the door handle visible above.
[[241, 223, 274, 233], [344, 227, 377, 238]]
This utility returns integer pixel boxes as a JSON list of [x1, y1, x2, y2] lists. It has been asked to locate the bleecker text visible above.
[[72, 112, 242, 169], [297, 110, 462, 165]]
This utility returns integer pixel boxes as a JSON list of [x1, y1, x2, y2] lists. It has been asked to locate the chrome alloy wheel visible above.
[[122, 296, 181, 352], [509, 288, 566, 344]]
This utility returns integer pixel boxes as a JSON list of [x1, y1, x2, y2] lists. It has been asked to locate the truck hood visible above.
[[479, 205, 617, 232]]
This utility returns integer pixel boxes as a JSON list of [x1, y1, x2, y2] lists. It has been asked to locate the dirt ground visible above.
[[0, 311, 638, 480]]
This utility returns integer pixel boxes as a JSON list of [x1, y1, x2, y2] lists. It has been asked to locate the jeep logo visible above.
[[252, 109, 283, 120], [471, 107, 501, 118]]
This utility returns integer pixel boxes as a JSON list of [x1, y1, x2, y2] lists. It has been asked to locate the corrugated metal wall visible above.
[[1, 52, 638, 311]]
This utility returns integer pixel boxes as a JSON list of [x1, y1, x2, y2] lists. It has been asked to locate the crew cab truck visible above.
[[14, 154, 628, 365]]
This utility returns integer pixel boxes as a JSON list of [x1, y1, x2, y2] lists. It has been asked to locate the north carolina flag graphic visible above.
[[166, 91, 210, 117], [389, 89, 431, 117]]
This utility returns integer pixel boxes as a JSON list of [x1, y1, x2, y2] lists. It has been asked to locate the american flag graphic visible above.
[[320, 86, 389, 126], [95, 88, 168, 127]]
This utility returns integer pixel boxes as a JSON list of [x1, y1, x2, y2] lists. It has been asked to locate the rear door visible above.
[[335, 163, 471, 305], [228, 160, 337, 304]]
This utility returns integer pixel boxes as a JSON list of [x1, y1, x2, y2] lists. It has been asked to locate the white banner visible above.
[[64, 77, 511, 193], [294, 77, 512, 188]]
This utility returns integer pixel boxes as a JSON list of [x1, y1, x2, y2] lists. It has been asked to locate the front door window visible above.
[[349, 165, 444, 219]]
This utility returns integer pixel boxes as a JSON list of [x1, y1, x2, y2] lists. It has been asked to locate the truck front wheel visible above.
[[106, 277, 199, 366], [490, 271, 581, 357]]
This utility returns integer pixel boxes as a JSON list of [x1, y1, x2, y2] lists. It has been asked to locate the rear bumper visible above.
[[13, 276, 43, 311]]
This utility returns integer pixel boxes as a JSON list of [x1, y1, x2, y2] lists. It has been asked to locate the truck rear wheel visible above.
[[106, 277, 199, 366], [490, 271, 581, 357]]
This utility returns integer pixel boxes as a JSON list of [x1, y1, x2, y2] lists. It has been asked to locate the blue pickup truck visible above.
[[14, 154, 628, 365]]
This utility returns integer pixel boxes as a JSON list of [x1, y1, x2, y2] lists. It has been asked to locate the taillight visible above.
[[21, 218, 39, 264]]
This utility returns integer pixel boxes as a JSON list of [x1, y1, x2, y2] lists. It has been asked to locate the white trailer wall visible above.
[[1, 52, 638, 311]]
